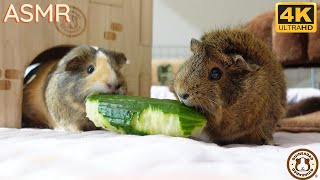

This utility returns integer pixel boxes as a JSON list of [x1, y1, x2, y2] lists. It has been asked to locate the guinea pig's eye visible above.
[[87, 65, 95, 74], [209, 67, 223, 81]]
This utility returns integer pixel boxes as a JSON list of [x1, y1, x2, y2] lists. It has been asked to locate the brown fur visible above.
[[22, 60, 58, 128], [286, 97, 320, 118], [276, 111, 320, 132], [246, 5, 320, 65], [23, 45, 127, 131], [246, 11, 274, 47], [308, 8, 320, 62], [173, 28, 287, 145], [271, 27, 308, 65]]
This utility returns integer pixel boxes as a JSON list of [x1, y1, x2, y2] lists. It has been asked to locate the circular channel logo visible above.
[[287, 148, 318, 179], [55, 6, 86, 37]]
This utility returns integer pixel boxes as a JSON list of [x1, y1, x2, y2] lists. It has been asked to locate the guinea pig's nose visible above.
[[179, 93, 189, 100], [115, 84, 121, 90]]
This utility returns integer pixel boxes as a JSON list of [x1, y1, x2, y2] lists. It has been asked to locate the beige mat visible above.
[[276, 111, 320, 132]]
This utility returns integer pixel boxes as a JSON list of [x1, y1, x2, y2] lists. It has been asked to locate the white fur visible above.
[[90, 82, 114, 93], [96, 51, 107, 59], [90, 45, 99, 50], [24, 63, 40, 77], [54, 127, 67, 131], [90, 47, 119, 91], [108, 70, 117, 86], [197, 132, 211, 143], [180, 99, 193, 107], [96, 49, 118, 86], [24, 74, 36, 85], [177, 95, 182, 102], [116, 88, 126, 95]]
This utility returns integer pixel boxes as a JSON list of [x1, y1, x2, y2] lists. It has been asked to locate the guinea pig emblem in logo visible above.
[[55, 6, 86, 37], [287, 148, 318, 179]]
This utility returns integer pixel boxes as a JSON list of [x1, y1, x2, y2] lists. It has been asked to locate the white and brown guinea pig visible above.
[[22, 45, 128, 131], [173, 28, 287, 145]]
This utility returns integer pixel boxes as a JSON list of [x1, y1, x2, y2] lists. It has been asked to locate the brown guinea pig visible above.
[[173, 28, 287, 145], [23, 45, 128, 131]]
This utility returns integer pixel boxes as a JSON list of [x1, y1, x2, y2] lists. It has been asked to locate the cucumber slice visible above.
[[86, 94, 207, 137]]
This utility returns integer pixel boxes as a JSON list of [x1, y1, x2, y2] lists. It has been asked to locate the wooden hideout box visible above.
[[0, 0, 153, 128]]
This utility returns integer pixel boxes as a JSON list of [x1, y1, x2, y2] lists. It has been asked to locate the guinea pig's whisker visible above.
[[194, 97, 206, 114], [205, 95, 220, 107], [201, 98, 216, 116], [201, 97, 222, 116], [211, 99, 232, 118], [43, 120, 50, 127]]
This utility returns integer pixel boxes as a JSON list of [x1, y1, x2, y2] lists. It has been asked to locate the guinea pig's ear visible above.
[[190, 38, 204, 54], [65, 57, 85, 71], [233, 55, 259, 72], [113, 52, 127, 69]]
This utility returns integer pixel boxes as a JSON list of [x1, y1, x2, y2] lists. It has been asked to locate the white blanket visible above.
[[0, 128, 319, 180], [1, 86, 320, 179]]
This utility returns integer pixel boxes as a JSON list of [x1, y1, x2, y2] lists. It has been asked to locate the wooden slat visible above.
[[90, 0, 123, 7], [0, 0, 91, 128], [104, 31, 117, 40], [111, 22, 123, 32], [5, 69, 21, 79], [140, 0, 153, 46], [0, 80, 11, 90]]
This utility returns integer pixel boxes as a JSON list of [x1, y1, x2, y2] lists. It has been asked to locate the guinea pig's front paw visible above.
[[116, 87, 128, 95], [261, 138, 278, 146]]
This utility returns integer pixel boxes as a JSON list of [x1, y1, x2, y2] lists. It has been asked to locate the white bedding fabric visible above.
[[1, 86, 320, 179], [0, 128, 319, 180]]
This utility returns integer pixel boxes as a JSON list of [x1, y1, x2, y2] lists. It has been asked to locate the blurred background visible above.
[[152, 0, 320, 89]]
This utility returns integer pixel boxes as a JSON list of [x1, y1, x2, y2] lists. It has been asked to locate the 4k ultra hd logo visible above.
[[275, 2, 317, 33]]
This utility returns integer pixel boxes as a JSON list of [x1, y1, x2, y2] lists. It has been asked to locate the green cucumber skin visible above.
[[97, 106, 146, 135], [87, 94, 207, 136]]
